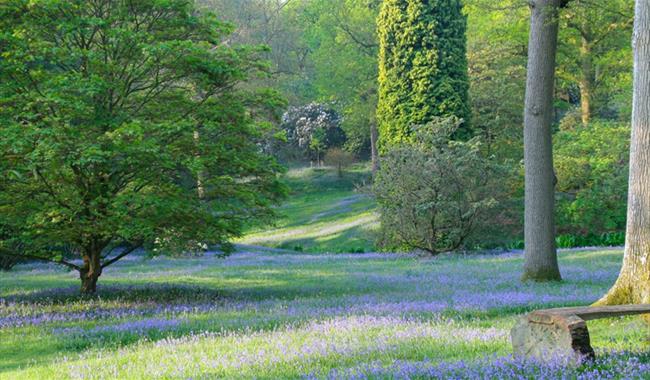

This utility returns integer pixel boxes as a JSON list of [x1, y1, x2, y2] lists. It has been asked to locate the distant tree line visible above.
[[200, 0, 634, 255]]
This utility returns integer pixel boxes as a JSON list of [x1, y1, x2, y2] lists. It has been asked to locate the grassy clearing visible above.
[[238, 165, 378, 253], [1, 248, 649, 379]]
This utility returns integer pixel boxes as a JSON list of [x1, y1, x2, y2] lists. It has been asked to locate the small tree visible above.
[[0, 0, 286, 293], [281, 103, 346, 163], [309, 129, 327, 167], [325, 148, 355, 177], [374, 117, 498, 255]]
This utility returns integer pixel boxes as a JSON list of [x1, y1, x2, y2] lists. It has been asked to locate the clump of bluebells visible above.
[[52, 317, 186, 338], [313, 351, 650, 380]]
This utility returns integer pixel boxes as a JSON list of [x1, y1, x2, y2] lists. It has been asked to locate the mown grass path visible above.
[[238, 166, 377, 253]]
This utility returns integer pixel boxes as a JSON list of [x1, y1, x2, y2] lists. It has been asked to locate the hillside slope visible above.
[[238, 165, 378, 253]]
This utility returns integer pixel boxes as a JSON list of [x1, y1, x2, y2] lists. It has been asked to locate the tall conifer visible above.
[[377, 0, 470, 149]]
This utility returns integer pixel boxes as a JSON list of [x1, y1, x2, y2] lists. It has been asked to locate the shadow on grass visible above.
[[1, 283, 226, 305], [269, 224, 376, 254], [0, 283, 306, 372]]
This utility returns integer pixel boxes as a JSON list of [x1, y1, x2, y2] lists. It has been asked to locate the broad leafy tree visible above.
[[0, 0, 286, 293], [301, 0, 381, 170]]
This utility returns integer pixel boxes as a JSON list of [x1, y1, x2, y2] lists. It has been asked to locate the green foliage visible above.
[[199, 0, 318, 105], [554, 121, 630, 236], [374, 117, 497, 254], [557, 0, 634, 120], [0, 0, 286, 288], [377, 0, 470, 149], [556, 232, 626, 249], [301, 0, 381, 157], [466, 0, 528, 161]]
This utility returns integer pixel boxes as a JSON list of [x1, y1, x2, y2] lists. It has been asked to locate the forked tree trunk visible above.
[[370, 122, 380, 175], [80, 250, 102, 294], [522, 0, 563, 282], [597, 0, 650, 305]]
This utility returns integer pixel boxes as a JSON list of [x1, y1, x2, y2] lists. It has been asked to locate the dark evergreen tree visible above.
[[377, 0, 470, 149]]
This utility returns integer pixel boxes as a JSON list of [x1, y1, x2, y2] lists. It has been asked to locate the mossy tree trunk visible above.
[[598, 0, 650, 305], [522, 0, 566, 282]]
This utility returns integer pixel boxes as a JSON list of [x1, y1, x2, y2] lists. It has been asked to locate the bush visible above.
[[555, 232, 625, 249], [554, 121, 629, 237], [281, 103, 346, 164], [374, 117, 499, 255]]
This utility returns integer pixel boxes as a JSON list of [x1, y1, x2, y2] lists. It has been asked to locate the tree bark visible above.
[[370, 121, 380, 175], [579, 31, 593, 125], [522, 0, 563, 282], [194, 129, 206, 199], [80, 249, 102, 294], [597, 0, 650, 305]]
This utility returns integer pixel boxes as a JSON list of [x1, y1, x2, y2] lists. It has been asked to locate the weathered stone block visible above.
[[511, 304, 650, 361]]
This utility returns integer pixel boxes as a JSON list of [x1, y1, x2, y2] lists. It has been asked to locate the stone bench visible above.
[[511, 304, 650, 360]]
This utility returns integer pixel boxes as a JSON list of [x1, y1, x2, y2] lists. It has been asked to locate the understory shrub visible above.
[[374, 117, 500, 255], [554, 121, 629, 238], [556, 232, 626, 248]]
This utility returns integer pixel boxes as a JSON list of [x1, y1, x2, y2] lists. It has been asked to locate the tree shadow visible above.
[[1, 283, 226, 306], [0, 283, 305, 372]]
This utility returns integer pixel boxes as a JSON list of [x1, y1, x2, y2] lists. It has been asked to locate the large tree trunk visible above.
[[370, 122, 380, 175], [579, 31, 593, 126], [522, 0, 563, 282], [597, 0, 650, 305], [80, 246, 102, 294]]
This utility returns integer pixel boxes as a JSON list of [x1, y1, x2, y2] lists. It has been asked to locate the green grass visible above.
[[1, 248, 649, 379], [238, 164, 378, 253]]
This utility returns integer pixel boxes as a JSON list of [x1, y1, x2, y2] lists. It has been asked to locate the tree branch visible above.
[[0, 250, 81, 271], [101, 244, 141, 269]]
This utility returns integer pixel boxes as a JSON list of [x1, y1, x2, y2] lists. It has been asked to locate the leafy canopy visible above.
[[0, 0, 286, 289]]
